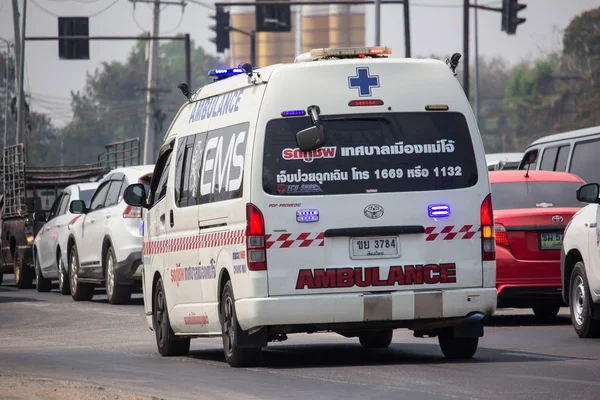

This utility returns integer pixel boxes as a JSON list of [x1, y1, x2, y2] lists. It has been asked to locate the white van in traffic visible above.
[[124, 46, 497, 367]]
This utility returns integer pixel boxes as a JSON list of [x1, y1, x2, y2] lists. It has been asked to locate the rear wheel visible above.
[[14, 250, 34, 289], [153, 278, 190, 356], [34, 254, 52, 292], [69, 245, 94, 301], [358, 329, 393, 348], [532, 304, 561, 319], [438, 330, 479, 359], [105, 246, 131, 305], [221, 281, 261, 367], [57, 255, 70, 295], [0, 273, 3, 285], [570, 263, 600, 338]]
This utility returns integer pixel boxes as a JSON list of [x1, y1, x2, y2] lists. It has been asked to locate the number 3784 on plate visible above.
[[350, 236, 400, 260]]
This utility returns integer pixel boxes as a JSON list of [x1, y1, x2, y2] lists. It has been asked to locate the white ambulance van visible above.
[[124, 46, 497, 367]]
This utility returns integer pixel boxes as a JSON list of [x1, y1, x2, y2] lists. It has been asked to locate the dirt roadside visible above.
[[0, 375, 165, 400]]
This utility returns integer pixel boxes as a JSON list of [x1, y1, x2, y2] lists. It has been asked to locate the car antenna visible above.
[[524, 161, 531, 178]]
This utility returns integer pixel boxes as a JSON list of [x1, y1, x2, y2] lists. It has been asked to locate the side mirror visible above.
[[33, 211, 48, 222], [576, 183, 600, 204], [69, 200, 88, 214], [124, 184, 147, 208]]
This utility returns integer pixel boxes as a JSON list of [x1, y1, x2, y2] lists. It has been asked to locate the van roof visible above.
[[526, 125, 600, 148]]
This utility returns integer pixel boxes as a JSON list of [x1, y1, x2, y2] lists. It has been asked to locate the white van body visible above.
[[130, 47, 497, 367], [518, 125, 600, 184]]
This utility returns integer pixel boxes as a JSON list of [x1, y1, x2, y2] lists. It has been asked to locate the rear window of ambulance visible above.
[[263, 112, 479, 196]]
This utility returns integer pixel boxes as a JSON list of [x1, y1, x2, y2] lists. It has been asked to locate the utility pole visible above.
[[462, 0, 469, 102], [1, 39, 12, 153], [16, 0, 27, 146], [474, 0, 480, 124], [374, 0, 381, 46], [403, 0, 410, 57], [11, 0, 21, 90], [143, 0, 161, 165]]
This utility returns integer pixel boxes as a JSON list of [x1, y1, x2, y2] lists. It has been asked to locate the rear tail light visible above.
[[123, 205, 142, 219], [480, 194, 496, 261], [246, 203, 267, 271], [68, 215, 82, 231], [495, 224, 510, 248]]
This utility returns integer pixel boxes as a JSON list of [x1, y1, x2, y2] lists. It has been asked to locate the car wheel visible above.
[[34, 254, 52, 293], [570, 262, 600, 338], [0, 273, 3, 285], [221, 280, 261, 367], [438, 329, 479, 359], [358, 329, 393, 348], [153, 278, 190, 356], [69, 245, 94, 301], [532, 304, 561, 319], [57, 255, 70, 295], [105, 246, 131, 305], [14, 250, 34, 289]]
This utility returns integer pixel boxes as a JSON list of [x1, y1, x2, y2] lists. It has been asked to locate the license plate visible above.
[[539, 232, 563, 250], [350, 236, 399, 260]]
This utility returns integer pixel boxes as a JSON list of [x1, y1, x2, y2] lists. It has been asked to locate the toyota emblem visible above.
[[552, 215, 563, 223], [364, 204, 384, 219]]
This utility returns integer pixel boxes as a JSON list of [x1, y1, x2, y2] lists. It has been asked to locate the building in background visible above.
[[227, 2, 366, 67]]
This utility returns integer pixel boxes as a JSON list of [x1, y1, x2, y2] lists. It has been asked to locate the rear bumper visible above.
[[115, 251, 143, 285], [235, 288, 496, 331], [497, 282, 564, 308]]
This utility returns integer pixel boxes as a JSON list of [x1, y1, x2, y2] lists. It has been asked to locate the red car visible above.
[[490, 170, 586, 318]]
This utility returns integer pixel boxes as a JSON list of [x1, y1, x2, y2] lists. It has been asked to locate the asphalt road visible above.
[[1, 274, 600, 400]]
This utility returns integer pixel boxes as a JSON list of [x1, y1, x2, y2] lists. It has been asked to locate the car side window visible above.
[[570, 139, 600, 184], [148, 150, 173, 208], [554, 145, 570, 172], [58, 193, 71, 216], [104, 179, 124, 208], [89, 181, 111, 211], [519, 149, 538, 170], [156, 153, 172, 202], [539, 147, 558, 171]]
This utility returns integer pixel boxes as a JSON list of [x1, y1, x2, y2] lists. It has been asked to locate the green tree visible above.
[[60, 36, 221, 165]]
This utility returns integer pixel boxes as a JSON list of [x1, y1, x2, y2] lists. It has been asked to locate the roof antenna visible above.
[[524, 161, 531, 178], [178, 83, 192, 101]]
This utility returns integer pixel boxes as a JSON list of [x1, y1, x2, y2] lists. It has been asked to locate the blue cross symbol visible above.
[[348, 67, 380, 97]]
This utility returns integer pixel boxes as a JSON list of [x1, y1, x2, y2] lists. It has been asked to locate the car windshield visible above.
[[263, 112, 478, 196], [491, 181, 587, 210]]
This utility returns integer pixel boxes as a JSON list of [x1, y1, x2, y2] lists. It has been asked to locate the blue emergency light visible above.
[[428, 204, 450, 218], [297, 209, 319, 223], [281, 109, 306, 117], [208, 68, 246, 80]]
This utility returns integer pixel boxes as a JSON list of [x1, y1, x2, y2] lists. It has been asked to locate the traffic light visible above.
[[58, 17, 90, 59], [501, 0, 526, 35], [209, 6, 230, 54], [256, 4, 291, 32]]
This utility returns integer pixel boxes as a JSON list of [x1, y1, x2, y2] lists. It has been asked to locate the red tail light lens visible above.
[[67, 215, 82, 231], [123, 205, 142, 219], [481, 194, 496, 261], [246, 203, 267, 271], [495, 224, 510, 248]]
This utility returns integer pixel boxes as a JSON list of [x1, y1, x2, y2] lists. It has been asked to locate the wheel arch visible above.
[[101, 235, 114, 274], [217, 268, 232, 321], [563, 249, 584, 305]]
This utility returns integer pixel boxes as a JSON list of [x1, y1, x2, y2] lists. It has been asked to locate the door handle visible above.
[[590, 222, 597, 228], [105, 213, 111, 219], [89, 218, 96, 224], [169, 210, 174, 228], [160, 214, 165, 224]]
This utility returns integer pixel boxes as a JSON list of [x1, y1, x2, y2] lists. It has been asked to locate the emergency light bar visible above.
[[310, 46, 392, 58], [208, 67, 257, 80]]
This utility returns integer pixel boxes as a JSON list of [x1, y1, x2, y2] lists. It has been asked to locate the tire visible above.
[[221, 280, 261, 367], [532, 304, 561, 319], [0, 273, 3, 285], [14, 250, 34, 289], [438, 330, 479, 359], [358, 329, 393, 348], [57, 254, 70, 295], [69, 245, 94, 301], [105, 246, 131, 305], [34, 254, 52, 293], [569, 262, 600, 338], [153, 278, 190, 356]]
